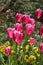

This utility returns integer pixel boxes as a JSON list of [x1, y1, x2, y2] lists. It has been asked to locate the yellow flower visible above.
[[5, 41, 10, 46], [3, 45, 6, 48], [37, 53, 40, 57], [29, 55, 36, 60], [25, 45, 29, 50], [20, 50, 23, 53], [0, 46, 4, 48], [11, 50, 15, 54], [33, 47, 38, 53], [24, 55, 29, 62], [0, 48, 5, 53], [23, 55, 31, 63], [0, 45, 5, 52]]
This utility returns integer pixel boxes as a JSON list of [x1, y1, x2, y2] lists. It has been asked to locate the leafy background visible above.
[[0, 0, 43, 65]]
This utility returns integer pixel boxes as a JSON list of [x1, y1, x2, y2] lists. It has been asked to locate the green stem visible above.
[[8, 55, 10, 65]]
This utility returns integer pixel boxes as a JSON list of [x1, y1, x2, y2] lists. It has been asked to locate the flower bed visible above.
[[0, 8, 43, 65]]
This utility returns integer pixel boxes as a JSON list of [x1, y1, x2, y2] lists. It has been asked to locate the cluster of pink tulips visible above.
[[7, 14, 35, 43], [5, 8, 43, 56]]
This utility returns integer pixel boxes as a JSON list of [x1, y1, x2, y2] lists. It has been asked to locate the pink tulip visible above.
[[16, 13, 23, 22], [28, 18, 35, 25], [25, 24, 34, 35], [39, 43, 43, 52], [14, 23, 23, 32], [12, 30, 23, 43], [22, 14, 30, 24], [39, 26, 43, 34], [29, 37, 35, 44], [35, 8, 42, 19], [7, 28, 15, 38], [5, 47, 11, 55]]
